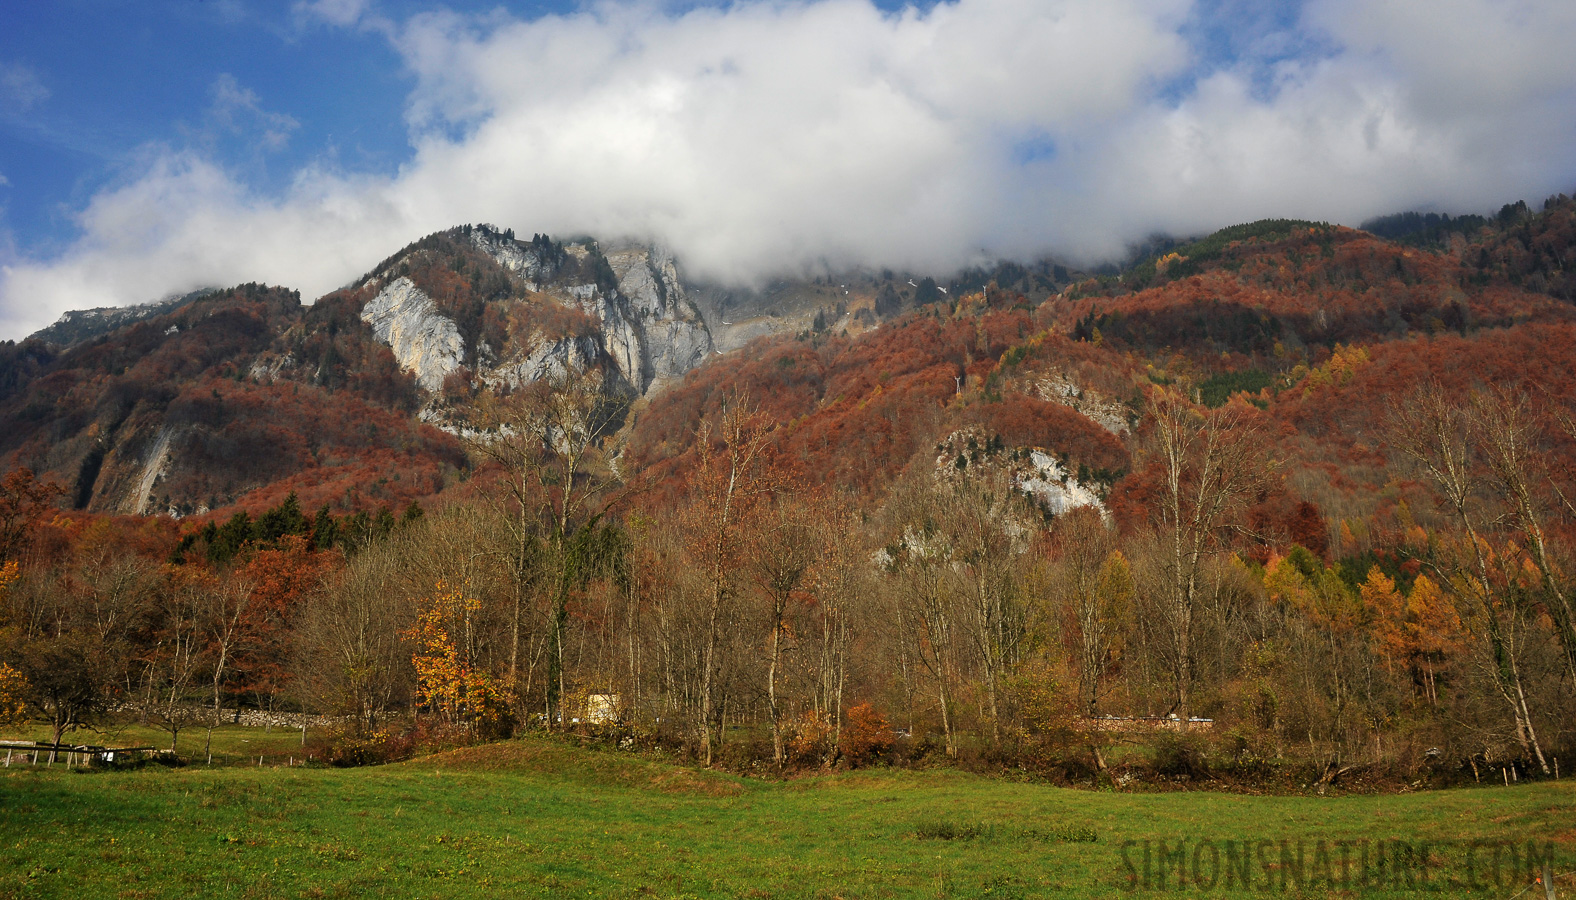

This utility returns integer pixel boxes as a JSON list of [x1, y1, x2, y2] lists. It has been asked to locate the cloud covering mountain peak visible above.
[[4, 0, 1574, 339]]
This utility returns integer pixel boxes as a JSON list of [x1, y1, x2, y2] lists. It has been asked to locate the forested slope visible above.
[[4, 195, 1576, 786]]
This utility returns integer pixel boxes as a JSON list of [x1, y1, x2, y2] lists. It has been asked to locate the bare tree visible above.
[[1390, 382, 1550, 773], [938, 476, 1030, 745], [1052, 506, 1129, 720], [807, 500, 864, 753], [202, 572, 254, 726], [143, 568, 208, 752], [1470, 385, 1576, 684], [465, 364, 626, 726], [1149, 390, 1272, 728], [746, 492, 822, 764], [684, 397, 774, 765], [882, 478, 963, 757], [294, 538, 416, 734]]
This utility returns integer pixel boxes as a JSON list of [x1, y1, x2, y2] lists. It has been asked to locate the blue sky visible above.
[[2, 0, 1574, 338], [1, 1, 443, 252]]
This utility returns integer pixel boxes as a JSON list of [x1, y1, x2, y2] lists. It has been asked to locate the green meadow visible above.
[[2, 732, 1572, 899]]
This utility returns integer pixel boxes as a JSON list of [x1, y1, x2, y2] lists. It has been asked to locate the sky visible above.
[[1, 0, 1574, 339]]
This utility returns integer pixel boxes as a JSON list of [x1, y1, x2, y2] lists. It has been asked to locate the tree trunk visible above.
[[769, 606, 784, 765]]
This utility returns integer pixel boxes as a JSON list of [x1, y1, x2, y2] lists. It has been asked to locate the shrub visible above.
[[838, 703, 894, 767], [324, 727, 415, 767], [786, 711, 834, 767], [1150, 732, 1209, 780]]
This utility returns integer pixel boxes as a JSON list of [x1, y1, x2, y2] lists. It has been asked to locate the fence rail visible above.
[[1, 740, 160, 767]]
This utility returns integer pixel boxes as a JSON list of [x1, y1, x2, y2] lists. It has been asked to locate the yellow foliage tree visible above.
[[1359, 566, 1408, 664], [0, 561, 22, 726], [1359, 567, 1461, 705], [402, 582, 511, 732], [0, 662, 25, 727]]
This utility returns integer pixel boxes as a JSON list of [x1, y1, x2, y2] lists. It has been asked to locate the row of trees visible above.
[[3, 367, 1574, 779], [289, 368, 1576, 776]]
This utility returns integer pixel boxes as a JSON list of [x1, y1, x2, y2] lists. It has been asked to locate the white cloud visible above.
[[293, 0, 373, 29], [206, 73, 301, 151], [3, 0, 1575, 340], [0, 61, 49, 114]]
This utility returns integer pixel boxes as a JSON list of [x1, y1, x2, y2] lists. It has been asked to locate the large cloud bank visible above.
[[4, 0, 1575, 338]]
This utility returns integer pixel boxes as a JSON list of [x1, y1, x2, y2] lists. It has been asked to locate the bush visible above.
[[1150, 732, 1209, 780], [786, 711, 834, 767], [323, 727, 415, 767], [838, 703, 894, 767]]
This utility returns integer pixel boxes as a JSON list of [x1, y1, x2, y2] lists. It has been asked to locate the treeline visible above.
[[3, 365, 1573, 785]]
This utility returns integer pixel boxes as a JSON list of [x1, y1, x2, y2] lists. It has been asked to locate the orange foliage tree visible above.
[[402, 581, 511, 734]]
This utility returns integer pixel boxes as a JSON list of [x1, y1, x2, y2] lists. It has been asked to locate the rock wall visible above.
[[466, 228, 713, 395], [360, 277, 465, 392], [126, 424, 176, 515], [606, 246, 712, 392], [483, 334, 603, 390], [360, 230, 714, 405]]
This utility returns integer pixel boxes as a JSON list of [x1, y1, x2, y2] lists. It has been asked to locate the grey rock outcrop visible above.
[[606, 246, 712, 392], [360, 277, 465, 392], [470, 227, 713, 394], [364, 228, 713, 402], [468, 228, 552, 286], [483, 334, 603, 390]]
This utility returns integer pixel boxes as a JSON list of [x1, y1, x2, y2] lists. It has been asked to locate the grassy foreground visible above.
[[2, 733, 1573, 899]]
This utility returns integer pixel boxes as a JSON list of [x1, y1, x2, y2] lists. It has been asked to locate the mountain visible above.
[[2, 195, 1573, 523], [624, 197, 1576, 534], [28, 289, 214, 349], [0, 224, 1000, 516]]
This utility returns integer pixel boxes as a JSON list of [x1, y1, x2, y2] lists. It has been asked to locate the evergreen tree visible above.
[[209, 512, 253, 564], [255, 493, 308, 543], [400, 500, 425, 527], [311, 504, 339, 551]]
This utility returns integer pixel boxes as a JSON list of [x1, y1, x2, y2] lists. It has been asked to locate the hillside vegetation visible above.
[[3, 195, 1576, 796]]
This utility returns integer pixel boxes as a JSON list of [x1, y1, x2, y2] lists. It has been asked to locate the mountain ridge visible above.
[[1, 194, 1571, 520]]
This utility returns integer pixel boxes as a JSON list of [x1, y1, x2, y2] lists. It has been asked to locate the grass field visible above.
[[2, 731, 1573, 899]]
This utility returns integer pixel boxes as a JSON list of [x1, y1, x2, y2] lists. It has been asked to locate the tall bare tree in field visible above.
[[807, 500, 864, 753], [466, 364, 626, 726], [1392, 382, 1551, 773], [746, 491, 822, 764], [1470, 386, 1576, 684], [684, 397, 774, 766], [938, 476, 1029, 745], [144, 567, 208, 752], [1052, 506, 1130, 720], [1149, 390, 1271, 729]]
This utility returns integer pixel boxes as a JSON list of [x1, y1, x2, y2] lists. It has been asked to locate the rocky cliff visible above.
[[360, 277, 466, 392]]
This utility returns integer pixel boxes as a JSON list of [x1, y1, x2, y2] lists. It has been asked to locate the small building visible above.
[[585, 693, 620, 725]]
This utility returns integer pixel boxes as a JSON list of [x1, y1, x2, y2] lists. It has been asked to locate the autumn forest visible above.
[[4, 196, 1576, 789]]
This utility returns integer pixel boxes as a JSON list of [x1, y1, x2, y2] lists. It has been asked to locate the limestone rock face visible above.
[[484, 334, 603, 390], [469, 228, 551, 286], [935, 426, 1107, 521], [126, 424, 177, 516], [466, 228, 713, 394], [1015, 450, 1107, 518], [366, 229, 713, 400], [1032, 372, 1132, 435], [361, 277, 465, 392], [605, 246, 712, 392]]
